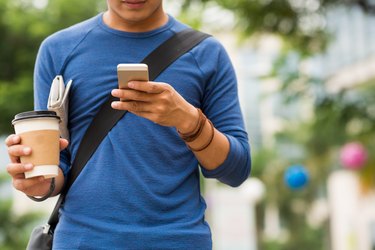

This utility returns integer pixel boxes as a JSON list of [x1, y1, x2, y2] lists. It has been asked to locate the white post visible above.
[[206, 178, 265, 250], [328, 170, 360, 250]]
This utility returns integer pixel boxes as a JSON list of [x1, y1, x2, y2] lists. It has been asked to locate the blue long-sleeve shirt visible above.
[[34, 13, 251, 249]]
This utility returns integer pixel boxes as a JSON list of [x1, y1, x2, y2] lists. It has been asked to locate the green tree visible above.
[[0, 173, 42, 249], [0, 1, 105, 248], [0, 0, 105, 135], [179, 1, 375, 249], [181, 0, 375, 55]]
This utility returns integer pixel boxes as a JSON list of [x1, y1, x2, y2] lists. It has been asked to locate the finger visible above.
[[14, 173, 26, 179], [128, 81, 167, 94], [5, 135, 23, 163], [8, 145, 31, 163], [5, 134, 20, 147], [111, 101, 152, 112], [6, 163, 34, 177], [111, 89, 154, 102], [60, 138, 69, 151]]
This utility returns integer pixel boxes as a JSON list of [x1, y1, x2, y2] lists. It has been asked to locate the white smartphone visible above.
[[117, 63, 149, 89]]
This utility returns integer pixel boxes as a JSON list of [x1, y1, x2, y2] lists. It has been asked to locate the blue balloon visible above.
[[284, 165, 309, 190]]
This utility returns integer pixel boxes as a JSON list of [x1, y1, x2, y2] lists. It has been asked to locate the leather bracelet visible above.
[[27, 177, 56, 202], [178, 109, 206, 142], [188, 119, 215, 152], [178, 108, 202, 137], [185, 113, 206, 143]]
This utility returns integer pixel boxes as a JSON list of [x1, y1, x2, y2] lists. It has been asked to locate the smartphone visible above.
[[117, 63, 149, 89]]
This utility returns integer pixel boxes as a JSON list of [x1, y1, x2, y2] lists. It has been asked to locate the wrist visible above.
[[178, 108, 207, 143], [176, 106, 199, 134], [27, 178, 56, 202]]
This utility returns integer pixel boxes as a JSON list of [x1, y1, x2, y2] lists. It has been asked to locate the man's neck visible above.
[[102, 11, 169, 33]]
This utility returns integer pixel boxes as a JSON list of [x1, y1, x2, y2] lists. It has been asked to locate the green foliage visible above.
[[0, 173, 43, 249], [0, 77, 34, 133], [178, 1, 375, 248], [181, 0, 370, 56], [251, 148, 280, 178], [262, 60, 375, 247], [262, 225, 327, 250], [0, 0, 105, 136]]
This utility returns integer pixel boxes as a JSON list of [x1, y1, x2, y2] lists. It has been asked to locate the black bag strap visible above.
[[47, 28, 210, 229]]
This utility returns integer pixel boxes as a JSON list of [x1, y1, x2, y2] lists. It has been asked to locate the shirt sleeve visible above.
[[193, 37, 251, 187], [201, 135, 251, 187], [33, 38, 71, 177]]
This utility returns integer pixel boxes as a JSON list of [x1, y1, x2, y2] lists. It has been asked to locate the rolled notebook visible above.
[[47, 75, 72, 140]]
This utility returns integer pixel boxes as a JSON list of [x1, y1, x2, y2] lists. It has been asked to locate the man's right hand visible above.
[[5, 134, 68, 197]]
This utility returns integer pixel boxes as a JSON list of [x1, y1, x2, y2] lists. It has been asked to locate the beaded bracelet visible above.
[[27, 177, 56, 202]]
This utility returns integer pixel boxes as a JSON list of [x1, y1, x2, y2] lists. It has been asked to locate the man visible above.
[[5, 0, 251, 248]]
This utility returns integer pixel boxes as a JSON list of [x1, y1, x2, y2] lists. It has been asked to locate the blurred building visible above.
[[205, 4, 375, 250], [314, 6, 375, 92], [320, 6, 375, 250]]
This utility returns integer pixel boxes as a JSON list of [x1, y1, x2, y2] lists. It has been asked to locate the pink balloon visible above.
[[340, 142, 368, 169]]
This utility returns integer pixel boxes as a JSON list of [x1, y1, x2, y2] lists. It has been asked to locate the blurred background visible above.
[[0, 0, 374, 249]]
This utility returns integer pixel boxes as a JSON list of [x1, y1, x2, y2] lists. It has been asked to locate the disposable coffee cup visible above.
[[12, 111, 60, 179]]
